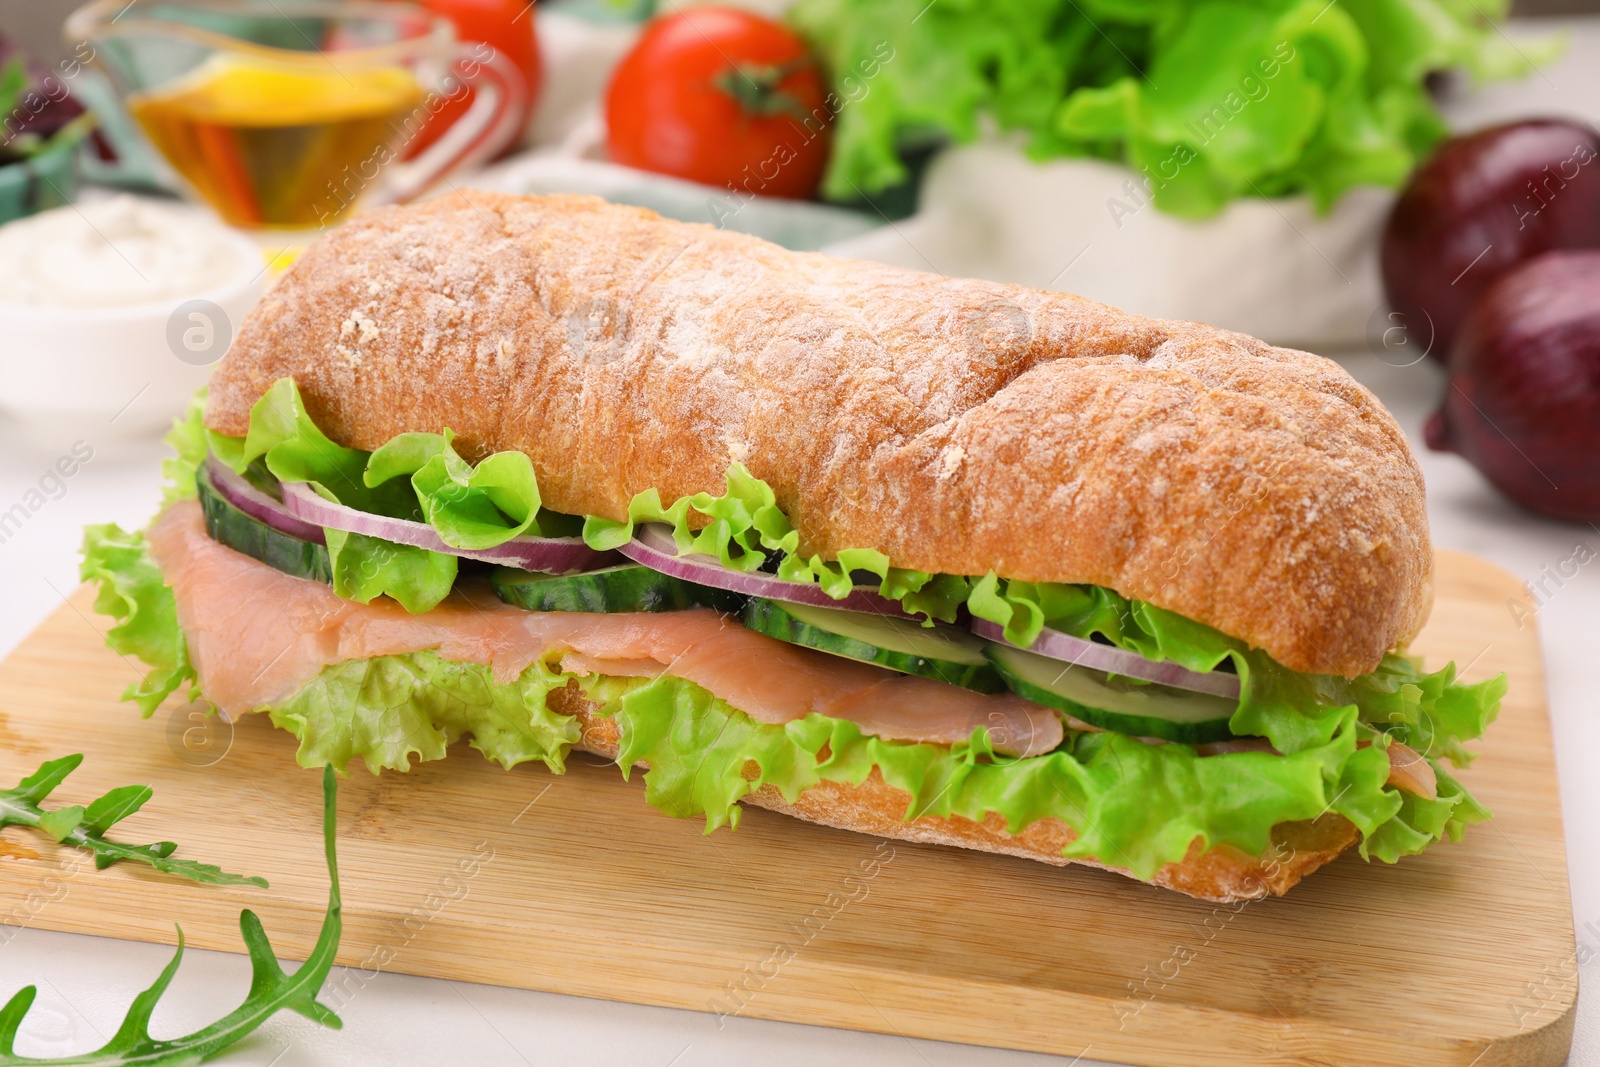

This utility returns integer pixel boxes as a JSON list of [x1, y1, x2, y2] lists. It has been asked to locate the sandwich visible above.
[[81, 192, 1503, 902]]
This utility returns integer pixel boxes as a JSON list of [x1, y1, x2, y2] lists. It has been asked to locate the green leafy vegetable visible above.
[[791, 0, 1558, 216], [367, 431, 549, 548], [968, 574, 1504, 767], [267, 657, 1484, 877], [0, 754, 263, 887], [209, 379, 459, 612], [0, 766, 342, 1066], [269, 652, 581, 775], [79, 523, 195, 717], [605, 674, 1488, 872], [82, 516, 1492, 876], [581, 463, 971, 622], [206, 382, 572, 614], [160, 391, 209, 508], [0, 58, 97, 163], [202, 379, 970, 620]]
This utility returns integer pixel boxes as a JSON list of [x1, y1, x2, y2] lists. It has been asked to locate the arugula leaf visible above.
[[0, 766, 342, 1067], [0, 754, 263, 887]]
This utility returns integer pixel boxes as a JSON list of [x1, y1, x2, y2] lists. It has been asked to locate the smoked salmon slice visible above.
[[147, 502, 1063, 756]]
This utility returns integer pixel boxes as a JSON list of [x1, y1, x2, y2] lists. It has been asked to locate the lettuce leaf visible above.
[[792, 0, 1554, 216], [605, 674, 1486, 873], [207, 379, 458, 612], [366, 430, 550, 547], [202, 381, 582, 613], [274, 658, 1484, 878], [175, 383, 1504, 773], [79, 523, 196, 717], [266, 659, 1488, 877], [161, 390, 209, 507], [969, 573, 1503, 765], [582, 463, 971, 622], [268, 652, 580, 775], [184, 381, 1502, 766]]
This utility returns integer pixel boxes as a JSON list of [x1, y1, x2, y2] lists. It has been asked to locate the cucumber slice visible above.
[[196, 466, 332, 584], [741, 597, 1004, 693], [491, 564, 743, 614], [987, 643, 1238, 744]]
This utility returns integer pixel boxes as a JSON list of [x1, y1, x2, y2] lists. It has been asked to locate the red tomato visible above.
[[396, 0, 543, 161], [605, 8, 831, 200]]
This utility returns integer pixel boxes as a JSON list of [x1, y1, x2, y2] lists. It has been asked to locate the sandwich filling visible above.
[[80, 382, 1504, 880]]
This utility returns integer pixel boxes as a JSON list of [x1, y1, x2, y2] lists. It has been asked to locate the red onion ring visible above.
[[971, 619, 1242, 700], [619, 523, 913, 616], [279, 479, 616, 574], [204, 457, 326, 544]]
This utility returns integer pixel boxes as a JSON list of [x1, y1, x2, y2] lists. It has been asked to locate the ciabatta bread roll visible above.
[[207, 192, 1428, 679]]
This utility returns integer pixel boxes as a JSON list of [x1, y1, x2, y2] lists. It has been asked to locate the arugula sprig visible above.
[[0, 766, 343, 1066], [0, 755, 264, 888]]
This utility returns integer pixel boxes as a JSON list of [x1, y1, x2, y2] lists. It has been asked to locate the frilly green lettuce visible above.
[[161, 390, 209, 507], [366, 430, 551, 547], [582, 463, 972, 622], [969, 573, 1503, 766], [210, 380, 566, 614], [208, 379, 457, 613], [268, 660, 1487, 877], [606, 675, 1486, 872], [269, 652, 580, 775], [791, 0, 1558, 216], [79, 523, 196, 717]]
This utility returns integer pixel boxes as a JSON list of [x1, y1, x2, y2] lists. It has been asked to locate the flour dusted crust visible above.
[[549, 685, 1358, 903], [206, 192, 1430, 677]]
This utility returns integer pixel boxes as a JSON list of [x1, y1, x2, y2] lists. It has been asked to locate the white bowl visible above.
[[821, 142, 1391, 351], [0, 207, 266, 437]]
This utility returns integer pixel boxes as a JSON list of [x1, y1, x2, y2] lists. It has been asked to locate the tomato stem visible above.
[[710, 57, 822, 128]]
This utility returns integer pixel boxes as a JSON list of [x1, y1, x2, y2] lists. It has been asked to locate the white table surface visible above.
[[2, 22, 1598, 1067]]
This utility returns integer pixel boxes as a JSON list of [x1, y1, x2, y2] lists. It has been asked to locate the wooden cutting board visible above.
[[0, 550, 1575, 1067]]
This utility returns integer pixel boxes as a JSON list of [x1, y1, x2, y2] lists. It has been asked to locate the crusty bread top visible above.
[[206, 192, 1431, 677]]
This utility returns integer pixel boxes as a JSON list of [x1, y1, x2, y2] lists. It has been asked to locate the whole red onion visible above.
[[1381, 119, 1600, 363], [1425, 250, 1600, 522]]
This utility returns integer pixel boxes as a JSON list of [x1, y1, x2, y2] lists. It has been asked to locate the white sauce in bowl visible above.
[[0, 195, 256, 309]]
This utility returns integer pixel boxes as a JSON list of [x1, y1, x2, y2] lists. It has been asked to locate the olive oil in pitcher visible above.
[[129, 57, 425, 229]]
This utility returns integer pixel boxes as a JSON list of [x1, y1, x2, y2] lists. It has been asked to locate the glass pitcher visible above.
[[64, 0, 524, 231]]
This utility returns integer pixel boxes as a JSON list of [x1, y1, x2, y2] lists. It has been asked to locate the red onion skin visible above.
[[1426, 250, 1600, 522], [205, 458, 327, 544], [620, 524, 913, 616], [1382, 119, 1600, 364], [279, 480, 615, 572]]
